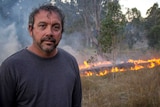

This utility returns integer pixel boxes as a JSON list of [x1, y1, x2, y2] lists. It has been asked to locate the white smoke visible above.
[[0, 0, 50, 64], [0, 23, 22, 63], [0, 0, 89, 64]]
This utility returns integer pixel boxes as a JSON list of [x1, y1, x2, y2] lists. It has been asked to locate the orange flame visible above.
[[79, 58, 160, 76]]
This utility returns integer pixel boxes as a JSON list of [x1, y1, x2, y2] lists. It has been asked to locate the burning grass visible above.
[[81, 66, 160, 107]]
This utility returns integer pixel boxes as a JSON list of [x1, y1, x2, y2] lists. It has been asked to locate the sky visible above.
[[61, 0, 160, 18], [119, 0, 160, 17]]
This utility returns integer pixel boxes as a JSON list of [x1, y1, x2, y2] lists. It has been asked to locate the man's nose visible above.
[[46, 27, 54, 36]]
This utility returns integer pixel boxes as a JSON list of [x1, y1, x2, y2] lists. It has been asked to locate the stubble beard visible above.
[[41, 43, 56, 53], [38, 36, 58, 54]]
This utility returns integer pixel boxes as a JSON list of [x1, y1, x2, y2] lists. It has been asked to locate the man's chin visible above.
[[42, 46, 55, 53], [40, 43, 58, 53]]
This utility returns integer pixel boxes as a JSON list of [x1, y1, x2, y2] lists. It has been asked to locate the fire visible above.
[[79, 58, 160, 76]]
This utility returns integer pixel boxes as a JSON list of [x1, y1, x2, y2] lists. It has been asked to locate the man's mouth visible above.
[[41, 37, 56, 45], [43, 41, 54, 45]]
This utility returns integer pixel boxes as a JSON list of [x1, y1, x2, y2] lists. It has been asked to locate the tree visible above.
[[51, 0, 103, 47], [124, 8, 144, 49], [145, 3, 160, 50], [76, 0, 108, 47], [98, 0, 125, 53], [147, 25, 160, 49]]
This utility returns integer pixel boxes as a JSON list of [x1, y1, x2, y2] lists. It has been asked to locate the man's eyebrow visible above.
[[53, 23, 60, 25], [38, 22, 46, 24]]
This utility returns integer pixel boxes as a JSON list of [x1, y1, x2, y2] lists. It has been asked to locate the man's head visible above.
[[28, 3, 65, 56], [28, 3, 65, 33]]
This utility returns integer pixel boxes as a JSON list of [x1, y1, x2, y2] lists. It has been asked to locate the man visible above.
[[0, 3, 82, 107]]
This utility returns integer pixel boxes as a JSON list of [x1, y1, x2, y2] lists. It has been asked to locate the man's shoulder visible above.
[[2, 49, 27, 64], [58, 48, 77, 61], [58, 48, 74, 57]]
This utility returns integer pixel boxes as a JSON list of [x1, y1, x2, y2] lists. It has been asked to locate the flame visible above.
[[79, 58, 160, 76], [79, 60, 112, 70]]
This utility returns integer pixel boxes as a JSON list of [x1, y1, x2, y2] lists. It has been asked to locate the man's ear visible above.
[[28, 25, 33, 36]]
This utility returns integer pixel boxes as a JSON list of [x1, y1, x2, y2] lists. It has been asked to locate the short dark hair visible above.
[[28, 3, 65, 32]]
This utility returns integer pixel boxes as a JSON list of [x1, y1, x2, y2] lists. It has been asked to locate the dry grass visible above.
[[81, 67, 160, 107]]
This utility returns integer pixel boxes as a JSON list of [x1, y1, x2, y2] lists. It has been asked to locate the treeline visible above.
[[52, 0, 160, 53]]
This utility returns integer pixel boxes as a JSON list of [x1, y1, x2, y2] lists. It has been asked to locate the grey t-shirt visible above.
[[0, 48, 82, 107]]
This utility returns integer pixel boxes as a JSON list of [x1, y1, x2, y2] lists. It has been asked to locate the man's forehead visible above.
[[34, 10, 61, 24]]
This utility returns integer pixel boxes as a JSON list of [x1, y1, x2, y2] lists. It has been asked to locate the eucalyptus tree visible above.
[[145, 3, 160, 50], [124, 7, 144, 49], [98, 0, 125, 53], [76, 0, 108, 47]]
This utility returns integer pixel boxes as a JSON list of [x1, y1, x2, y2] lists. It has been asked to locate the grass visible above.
[[81, 66, 160, 107]]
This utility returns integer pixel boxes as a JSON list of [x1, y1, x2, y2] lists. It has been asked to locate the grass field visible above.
[[81, 66, 160, 107]]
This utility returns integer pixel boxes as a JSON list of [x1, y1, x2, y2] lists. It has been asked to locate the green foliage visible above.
[[124, 7, 144, 49], [145, 3, 160, 50], [99, 17, 114, 52], [98, 1, 125, 53], [53, 0, 160, 51], [147, 25, 160, 49], [126, 8, 142, 22]]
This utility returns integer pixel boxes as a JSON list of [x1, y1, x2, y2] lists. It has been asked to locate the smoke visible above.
[[60, 32, 84, 50], [0, 23, 21, 62], [0, 0, 87, 64], [59, 32, 86, 64], [0, 0, 50, 63]]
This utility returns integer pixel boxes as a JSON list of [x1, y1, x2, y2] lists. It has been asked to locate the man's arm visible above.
[[0, 62, 16, 107], [72, 61, 82, 107]]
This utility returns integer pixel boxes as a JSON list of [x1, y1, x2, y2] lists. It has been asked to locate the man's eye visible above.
[[39, 24, 46, 29], [53, 25, 60, 31]]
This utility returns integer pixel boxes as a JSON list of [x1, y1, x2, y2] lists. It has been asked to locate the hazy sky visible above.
[[62, 0, 160, 18], [119, 0, 160, 17]]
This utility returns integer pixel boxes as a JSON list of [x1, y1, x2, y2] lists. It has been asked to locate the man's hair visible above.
[[28, 3, 65, 32]]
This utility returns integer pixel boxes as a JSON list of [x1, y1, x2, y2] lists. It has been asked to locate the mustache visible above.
[[41, 36, 56, 43]]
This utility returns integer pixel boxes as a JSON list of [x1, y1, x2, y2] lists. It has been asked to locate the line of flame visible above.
[[79, 58, 160, 76]]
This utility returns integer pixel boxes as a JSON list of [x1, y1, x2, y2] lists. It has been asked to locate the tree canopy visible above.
[[51, 0, 160, 52]]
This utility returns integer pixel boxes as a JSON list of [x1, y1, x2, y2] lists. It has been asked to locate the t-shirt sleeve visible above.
[[72, 59, 82, 107], [0, 62, 16, 107]]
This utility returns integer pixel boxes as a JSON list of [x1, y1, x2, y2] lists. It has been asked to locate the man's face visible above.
[[29, 10, 62, 54]]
